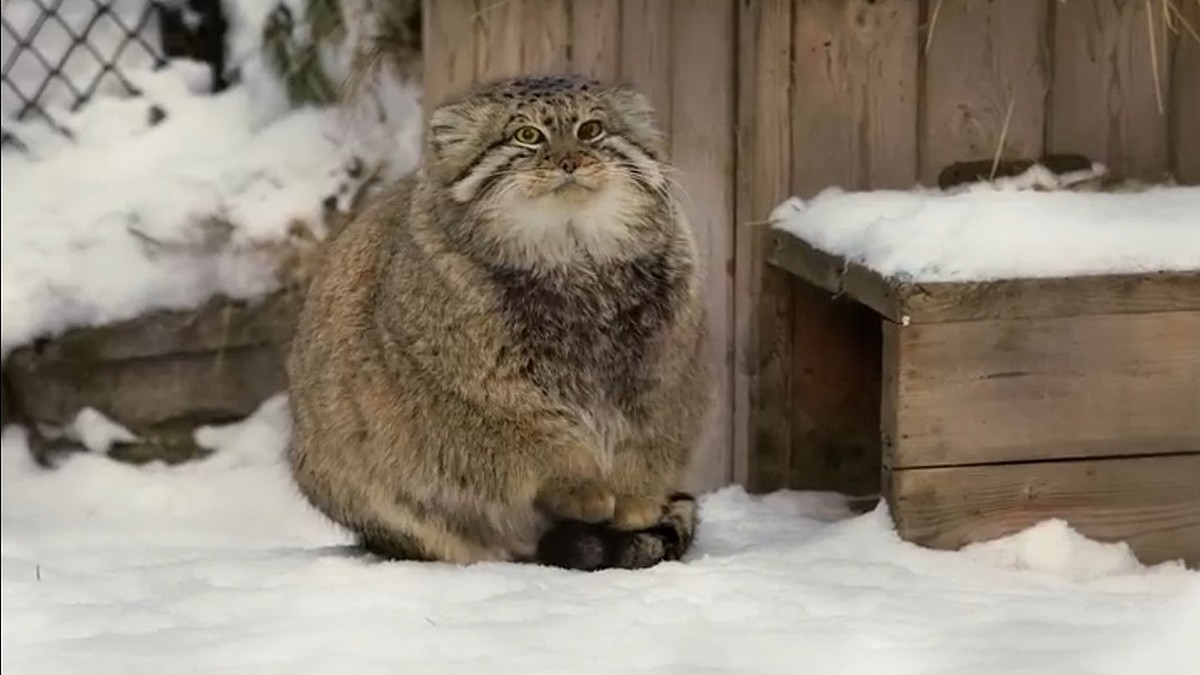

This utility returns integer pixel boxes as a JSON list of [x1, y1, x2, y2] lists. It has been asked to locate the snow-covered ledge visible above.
[[767, 184, 1200, 324]]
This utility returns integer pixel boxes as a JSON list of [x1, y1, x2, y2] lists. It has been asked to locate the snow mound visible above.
[[960, 519, 1170, 581], [2, 397, 1197, 674], [64, 407, 139, 454], [0, 62, 422, 359], [771, 185, 1200, 282]]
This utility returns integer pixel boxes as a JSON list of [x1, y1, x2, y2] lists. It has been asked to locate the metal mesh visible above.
[[1, 0, 167, 145]]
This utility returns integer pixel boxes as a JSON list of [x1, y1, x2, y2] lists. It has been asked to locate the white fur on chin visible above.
[[490, 182, 640, 266]]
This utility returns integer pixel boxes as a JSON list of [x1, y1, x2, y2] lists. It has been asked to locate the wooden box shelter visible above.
[[769, 228, 1200, 566], [423, 0, 1200, 565]]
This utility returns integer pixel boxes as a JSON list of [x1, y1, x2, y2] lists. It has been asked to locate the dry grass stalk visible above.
[[1147, 0, 1165, 115], [988, 95, 1016, 181], [924, 0, 945, 55]]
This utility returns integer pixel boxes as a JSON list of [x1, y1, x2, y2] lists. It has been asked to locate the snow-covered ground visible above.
[[772, 182, 1200, 282], [2, 396, 1198, 675], [3, 6, 1198, 673], [0, 2, 422, 358]]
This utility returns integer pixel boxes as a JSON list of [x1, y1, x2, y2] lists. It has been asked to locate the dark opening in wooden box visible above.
[[769, 229, 1200, 567]]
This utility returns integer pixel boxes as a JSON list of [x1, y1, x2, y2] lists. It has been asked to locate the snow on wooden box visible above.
[[768, 185, 1200, 567]]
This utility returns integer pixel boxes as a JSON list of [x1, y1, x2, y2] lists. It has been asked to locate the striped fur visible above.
[[286, 75, 712, 572]]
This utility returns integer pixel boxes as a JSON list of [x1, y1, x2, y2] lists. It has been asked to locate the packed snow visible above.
[[772, 184, 1200, 282], [2, 396, 1197, 675], [0, 1, 422, 359]]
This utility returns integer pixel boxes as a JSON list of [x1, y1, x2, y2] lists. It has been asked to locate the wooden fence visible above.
[[422, 0, 1200, 494]]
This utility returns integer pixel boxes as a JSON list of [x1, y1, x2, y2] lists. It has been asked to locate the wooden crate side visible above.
[[569, 0, 621, 81], [772, 0, 919, 497], [735, 0, 795, 491], [1048, 0, 1174, 180], [888, 454, 1200, 567], [1170, 0, 1200, 184], [900, 272, 1200, 322], [889, 311, 1200, 468], [671, 0, 736, 491], [920, 0, 1050, 185]]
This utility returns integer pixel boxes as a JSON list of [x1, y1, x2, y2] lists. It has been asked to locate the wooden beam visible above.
[[735, 0, 794, 491], [672, 0, 736, 491]]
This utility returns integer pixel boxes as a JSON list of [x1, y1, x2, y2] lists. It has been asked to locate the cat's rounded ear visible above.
[[605, 85, 666, 160], [426, 99, 476, 163]]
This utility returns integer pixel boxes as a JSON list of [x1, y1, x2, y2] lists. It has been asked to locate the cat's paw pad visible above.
[[538, 481, 616, 523], [612, 495, 666, 531]]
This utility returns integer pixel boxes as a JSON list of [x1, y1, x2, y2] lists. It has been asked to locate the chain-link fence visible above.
[[1, 0, 226, 148]]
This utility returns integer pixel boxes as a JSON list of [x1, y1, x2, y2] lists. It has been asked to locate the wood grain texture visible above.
[[780, 0, 918, 496], [569, 0, 621, 81], [1170, 0, 1200, 184], [920, 0, 1049, 184], [735, 0, 794, 491], [792, 0, 920, 191], [421, 0, 478, 111], [886, 311, 1200, 468], [769, 228, 1200, 323], [1049, 0, 1174, 180], [788, 281, 882, 495], [474, 0, 525, 82], [520, 0, 570, 74], [619, 0, 673, 148], [888, 454, 1200, 567], [768, 229, 905, 322], [671, 0, 736, 492], [900, 272, 1200, 322]]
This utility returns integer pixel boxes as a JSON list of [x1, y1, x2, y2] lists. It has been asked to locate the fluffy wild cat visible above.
[[286, 75, 712, 570]]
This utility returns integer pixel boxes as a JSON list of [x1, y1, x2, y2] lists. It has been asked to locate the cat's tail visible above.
[[534, 492, 697, 571]]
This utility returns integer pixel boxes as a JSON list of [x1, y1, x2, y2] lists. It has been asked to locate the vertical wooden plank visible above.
[[920, 0, 1050, 184], [783, 0, 918, 496], [570, 0, 621, 82], [736, 0, 794, 491], [474, 0, 525, 82], [421, 0, 478, 112], [520, 0, 571, 75], [1170, 0, 1200, 184], [792, 0, 920, 191], [671, 0, 736, 491], [619, 0, 673, 148], [1049, 0, 1174, 180]]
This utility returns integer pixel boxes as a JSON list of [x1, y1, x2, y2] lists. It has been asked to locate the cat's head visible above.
[[423, 75, 675, 264]]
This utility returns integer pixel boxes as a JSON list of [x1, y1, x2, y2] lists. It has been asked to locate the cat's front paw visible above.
[[537, 479, 616, 523], [612, 494, 666, 531]]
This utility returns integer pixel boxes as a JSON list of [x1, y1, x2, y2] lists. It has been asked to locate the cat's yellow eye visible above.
[[576, 120, 604, 141], [513, 126, 545, 145]]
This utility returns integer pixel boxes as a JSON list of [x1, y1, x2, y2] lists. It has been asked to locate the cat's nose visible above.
[[558, 155, 580, 174]]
